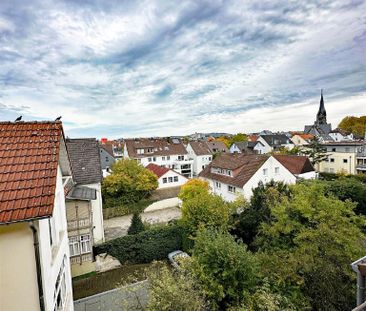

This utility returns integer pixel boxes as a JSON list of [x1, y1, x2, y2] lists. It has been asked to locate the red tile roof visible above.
[[0, 121, 63, 224], [273, 155, 314, 175], [146, 163, 170, 178], [199, 154, 269, 188]]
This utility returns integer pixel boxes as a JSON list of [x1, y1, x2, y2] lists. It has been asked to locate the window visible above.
[[263, 168, 268, 176], [105, 156, 109, 162], [173, 176, 178, 182], [208, 156, 212, 161], [167, 156, 170, 160], [275, 167, 279, 174], [147, 148, 153, 153], [332, 148, 336, 152], [228, 185, 236, 193], [178, 155, 184, 161], [163, 177, 167, 184], [137, 148, 144, 154], [162, 156, 165, 161], [153, 157, 156, 162], [80, 234, 91, 254], [343, 159, 348, 163], [54, 257, 67, 311], [227, 170, 232, 176], [106, 166, 110, 172], [148, 157, 152, 162], [168, 177, 173, 183], [330, 158, 335, 163], [69, 236, 80, 256], [215, 181, 221, 189]]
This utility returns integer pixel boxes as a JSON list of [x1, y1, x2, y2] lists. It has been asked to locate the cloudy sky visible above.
[[0, 0, 365, 138]]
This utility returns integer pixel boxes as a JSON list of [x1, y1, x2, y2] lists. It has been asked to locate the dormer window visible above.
[[137, 148, 144, 154], [147, 148, 154, 153], [211, 167, 233, 177]]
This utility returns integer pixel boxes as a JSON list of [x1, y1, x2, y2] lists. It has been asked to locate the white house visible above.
[[186, 141, 213, 176], [124, 138, 193, 178], [146, 163, 188, 189], [290, 134, 314, 146], [257, 134, 294, 153], [199, 153, 314, 202], [229, 141, 265, 154], [66, 138, 105, 245], [329, 128, 354, 142], [0, 121, 74, 311]]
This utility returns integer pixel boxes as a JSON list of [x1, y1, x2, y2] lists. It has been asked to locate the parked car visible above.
[[168, 250, 190, 269]]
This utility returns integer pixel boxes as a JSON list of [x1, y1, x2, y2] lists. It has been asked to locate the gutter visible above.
[[29, 223, 45, 311]]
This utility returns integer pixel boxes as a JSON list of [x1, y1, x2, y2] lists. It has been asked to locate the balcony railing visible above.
[[67, 218, 91, 230], [356, 164, 366, 170], [357, 152, 366, 158], [70, 253, 93, 264]]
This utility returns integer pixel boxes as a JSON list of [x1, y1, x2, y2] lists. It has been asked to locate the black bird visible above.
[[14, 116, 22, 122], [55, 116, 62, 121]]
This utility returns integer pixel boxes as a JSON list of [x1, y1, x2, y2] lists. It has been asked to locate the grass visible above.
[[72, 262, 166, 300], [103, 198, 157, 219]]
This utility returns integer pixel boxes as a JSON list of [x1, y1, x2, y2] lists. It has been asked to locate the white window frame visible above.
[[228, 185, 236, 193], [275, 167, 280, 174], [163, 177, 167, 184], [263, 168, 268, 176], [173, 176, 178, 182], [168, 177, 173, 183]]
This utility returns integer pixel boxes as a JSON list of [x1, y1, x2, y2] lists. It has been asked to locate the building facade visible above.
[[146, 163, 188, 189]]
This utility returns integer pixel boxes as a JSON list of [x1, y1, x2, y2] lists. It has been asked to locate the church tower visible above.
[[316, 89, 327, 125]]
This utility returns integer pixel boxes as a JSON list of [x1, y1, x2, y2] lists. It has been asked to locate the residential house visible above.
[[290, 133, 314, 146], [66, 139, 105, 245], [273, 155, 317, 179], [99, 143, 116, 177], [124, 138, 193, 178], [199, 153, 297, 201], [317, 141, 365, 175], [0, 121, 74, 311], [329, 128, 354, 142], [146, 163, 188, 189], [100, 138, 123, 159], [207, 141, 229, 154], [229, 141, 265, 154], [256, 134, 293, 153], [186, 141, 213, 176]]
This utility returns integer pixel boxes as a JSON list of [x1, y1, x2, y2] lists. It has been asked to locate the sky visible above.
[[0, 0, 365, 138]]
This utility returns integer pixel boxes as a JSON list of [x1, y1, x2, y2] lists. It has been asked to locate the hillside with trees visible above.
[[338, 116, 366, 137]]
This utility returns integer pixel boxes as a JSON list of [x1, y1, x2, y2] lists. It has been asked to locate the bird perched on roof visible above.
[[55, 116, 62, 121], [14, 116, 22, 122]]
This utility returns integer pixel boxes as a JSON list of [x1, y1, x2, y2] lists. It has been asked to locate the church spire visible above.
[[316, 89, 327, 125]]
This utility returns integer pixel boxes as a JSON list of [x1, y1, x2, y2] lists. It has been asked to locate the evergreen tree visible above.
[[302, 136, 328, 165], [128, 212, 145, 235]]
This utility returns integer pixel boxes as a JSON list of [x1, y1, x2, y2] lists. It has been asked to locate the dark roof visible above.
[[100, 143, 114, 157], [0, 121, 63, 223], [233, 141, 258, 150], [67, 185, 96, 200], [207, 141, 229, 153], [199, 154, 269, 188], [273, 155, 315, 175], [260, 134, 290, 146], [146, 163, 170, 178], [125, 138, 187, 158], [66, 138, 103, 185], [189, 141, 211, 156]]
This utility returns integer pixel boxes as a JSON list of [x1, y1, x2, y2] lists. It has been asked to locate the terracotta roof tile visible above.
[[146, 163, 170, 178], [0, 121, 62, 224], [199, 154, 269, 188]]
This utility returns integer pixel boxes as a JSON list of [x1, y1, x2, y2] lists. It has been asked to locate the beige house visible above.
[[317, 142, 365, 174], [0, 121, 74, 311], [290, 134, 314, 146]]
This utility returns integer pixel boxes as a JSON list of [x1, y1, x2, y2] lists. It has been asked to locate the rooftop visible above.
[[273, 155, 315, 175], [0, 121, 64, 223], [146, 163, 170, 178]]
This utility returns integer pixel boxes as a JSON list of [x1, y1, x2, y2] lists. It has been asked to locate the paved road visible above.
[[104, 206, 181, 241]]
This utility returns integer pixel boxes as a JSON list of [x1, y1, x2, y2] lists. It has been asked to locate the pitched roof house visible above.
[[66, 138, 104, 246], [199, 153, 313, 201], [124, 138, 193, 178], [273, 155, 316, 179], [146, 163, 188, 189], [256, 134, 293, 153], [0, 121, 74, 311], [229, 141, 265, 154]]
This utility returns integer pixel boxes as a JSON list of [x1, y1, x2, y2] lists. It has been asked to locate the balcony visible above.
[[357, 152, 366, 158], [356, 164, 366, 170], [67, 218, 91, 230]]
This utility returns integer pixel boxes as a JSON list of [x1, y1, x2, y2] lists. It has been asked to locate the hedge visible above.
[[319, 172, 366, 184], [94, 224, 184, 264]]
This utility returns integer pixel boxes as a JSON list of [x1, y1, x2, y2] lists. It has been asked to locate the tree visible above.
[[102, 159, 158, 205], [229, 133, 248, 146], [274, 146, 301, 155], [231, 181, 291, 248], [127, 212, 145, 235], [338, 115, 366, 137], [189, 229, 259, 310], [301, 137, 328, 165], [178, 178, 209, 202], [254, 182, 366, 311], [146, 263, 208, 311], [215, 136, 231, 148]]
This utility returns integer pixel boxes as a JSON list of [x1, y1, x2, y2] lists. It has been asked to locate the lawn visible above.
[[72, 262, 165, 300]]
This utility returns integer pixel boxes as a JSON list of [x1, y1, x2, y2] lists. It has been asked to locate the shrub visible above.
[[94, 224, 183, 264], [128, 213, 145, 235]]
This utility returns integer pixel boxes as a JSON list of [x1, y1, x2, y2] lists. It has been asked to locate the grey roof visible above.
[[304, 123, 332, 135], [67, 185, 96, 201], [66, 138, 103, 185], [207, 141, 229, 153], [260, 134, 290, 146], [233, 141, 258, 150]]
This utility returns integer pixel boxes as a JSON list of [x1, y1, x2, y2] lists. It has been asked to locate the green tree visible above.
[[127, 212, 145, 235], [178, 178, 209, 202], [255, 182, 366, 311], [232, 181, 291, 248], [301, 137, 328, 165], [146, 263, 208, 311], [338, 115, 366, 137], [229, 133, 248, 146], [189, 229, 259, 309], [102, 159, 158, 205]]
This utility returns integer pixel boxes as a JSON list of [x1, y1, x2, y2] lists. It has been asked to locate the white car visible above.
[[168, 250, 190, 269]]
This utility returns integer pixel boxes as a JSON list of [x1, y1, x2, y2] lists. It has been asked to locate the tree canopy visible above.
[[338, 115, 366, 137], [301, 136, 328, 165]]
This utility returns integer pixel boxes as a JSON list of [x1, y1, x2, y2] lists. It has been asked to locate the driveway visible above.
[[104, 200, 181, 241]]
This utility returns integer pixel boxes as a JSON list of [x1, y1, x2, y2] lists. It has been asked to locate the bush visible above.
[[128, 213, 145, 235], [94, 224, 184, 264], [102, 198, 155, 218]]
